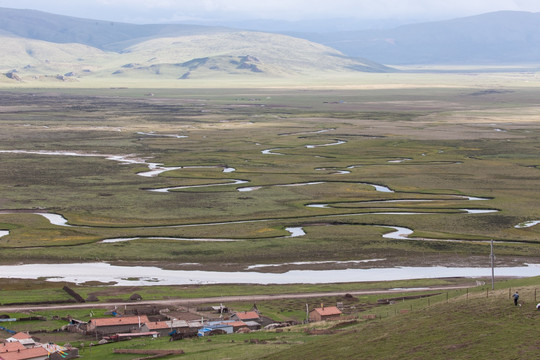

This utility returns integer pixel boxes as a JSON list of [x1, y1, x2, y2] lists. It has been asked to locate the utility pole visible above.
[[490, 239, 495, 290]]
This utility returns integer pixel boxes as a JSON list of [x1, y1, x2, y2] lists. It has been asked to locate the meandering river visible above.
[[1, 148, 532, 285], [0, 262, 537, 286]]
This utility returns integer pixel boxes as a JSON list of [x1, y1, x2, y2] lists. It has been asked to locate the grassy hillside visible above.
[[262, 280, 540, 360], [5, 277, 535, 359], [0, 32, 389, 81], [0, 7, 390, 81], [0, 7, 224, 50]]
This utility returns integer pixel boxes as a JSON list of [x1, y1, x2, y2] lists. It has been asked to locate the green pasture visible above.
[[0, 86, 540, 269], [0, 277, 469, 305], [1, 277, 536, 359]]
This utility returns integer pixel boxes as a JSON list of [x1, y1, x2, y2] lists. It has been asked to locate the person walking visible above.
[[512, 291, 519, 306]]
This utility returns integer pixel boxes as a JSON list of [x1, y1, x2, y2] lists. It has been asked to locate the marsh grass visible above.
[[0, 87, 539, 268]]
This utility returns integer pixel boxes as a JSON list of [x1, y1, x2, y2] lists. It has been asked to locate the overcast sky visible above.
[[1, 0, 540, 26]]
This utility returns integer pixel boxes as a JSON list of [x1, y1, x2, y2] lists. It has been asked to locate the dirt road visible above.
[[0, 285, 474, 312]]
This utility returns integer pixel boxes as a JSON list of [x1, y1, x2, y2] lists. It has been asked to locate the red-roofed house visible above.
[[0, 342, 25, 353], [0, 346, 49, 360], [309, 306, 342, 322], [232, 311, 259, 322], [225, 321, 249, 332], [87, 316, 149, 335]]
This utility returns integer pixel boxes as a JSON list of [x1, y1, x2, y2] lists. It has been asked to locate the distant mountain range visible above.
[[293, 11, 540, 65], [1, 8, 539, 83], [0, 7, 389, 82]]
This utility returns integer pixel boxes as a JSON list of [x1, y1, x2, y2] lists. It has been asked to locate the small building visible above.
[[140, 321, 171, 336], [141, 320, 192, 337], [309, 306, 342, 322], [0, 342, 26, 353], [87, 316, 149, 335], [108, 332, 159, 341], [5, 334, 35, 348], [232, 311, 260, 322], [211, 305, 229, 314], [225, 321, 249, 332], [197, 324, 233, 337], [243, 321, 262, 331], [0, 346, 49, 360]]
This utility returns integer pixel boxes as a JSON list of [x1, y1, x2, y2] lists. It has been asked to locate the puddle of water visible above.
[[361, 183, 394, 193], [515, 220, 540, 228], [382, 226, 413, 240], [306, 140, 346, 149], [277, 182, 325, 187], [261, 149, 283, 155], [388, 158, 412, 163], [246, 258, 385, 270], [0, 262, 537, 286], [136, 132, 188, 138], [462, 196, 489, 201], [238, 186, 262, 192], [285, 227, 305, 237], [138, 165, 183, 177], [101, 237, 241, 243], [0, 230, 9, 238], [461, 209, 499, 214], [148, 179, 249, 192], [34, 213, 71, 227], [306, 204, 329, 208]]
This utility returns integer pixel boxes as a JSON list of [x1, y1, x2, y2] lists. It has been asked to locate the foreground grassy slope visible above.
[[4, 277, 534, 360], [263, 282, 540, 360]]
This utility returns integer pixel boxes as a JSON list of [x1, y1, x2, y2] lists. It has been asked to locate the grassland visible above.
[[0, 277, 537, 359], [0, 84, 539, 273], [0, 80, 539, 358]]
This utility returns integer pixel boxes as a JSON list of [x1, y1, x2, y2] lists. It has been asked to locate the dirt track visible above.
[[0, 284, 474, 312]]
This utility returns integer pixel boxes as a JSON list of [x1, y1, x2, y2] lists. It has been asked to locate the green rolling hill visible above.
[[0, 7, 391, 82]]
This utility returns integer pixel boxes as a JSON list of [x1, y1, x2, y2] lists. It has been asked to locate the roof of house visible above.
[[226, 321, 248, 328], [0, 346, 49, 360], [311, 306, 342, 316], [0, 342, 25, 353], [234, 311, 259, 320], [143, 321, 170, 330], [7, 334, 31, 341], [89, 315, 149, 327], [244, 321, 262, 327], [165, 320, 189, 328]]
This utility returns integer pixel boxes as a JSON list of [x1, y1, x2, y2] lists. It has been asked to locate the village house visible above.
[[140, 321, 170, 336], [5, 334, 35, 348], [0, 346, 49, 360], [309, 306, 342, 322], [197, 323, 233, 337], [140, 319, 191, 337], [225, 321, 249, 332], [231, 311, 260, 322], [243, 321, 262, 331], [87, 315, 149, 335], [0, 334, 77, 360], [0, 342, 26, 354]]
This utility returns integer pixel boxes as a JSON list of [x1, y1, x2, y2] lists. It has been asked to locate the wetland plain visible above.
[[1, 85, 540, 284]]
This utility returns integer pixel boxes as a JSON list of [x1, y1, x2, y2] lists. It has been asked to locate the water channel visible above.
[[0, 148, 536, 285]]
